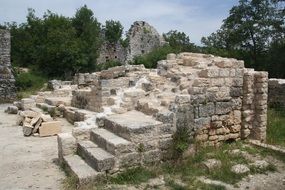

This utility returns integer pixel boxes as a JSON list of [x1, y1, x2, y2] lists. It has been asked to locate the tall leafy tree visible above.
[[104, 20, 123, 43], [163, 30, 196, 52], [72, 5, 101, 73], [202, 0, 285, 74]]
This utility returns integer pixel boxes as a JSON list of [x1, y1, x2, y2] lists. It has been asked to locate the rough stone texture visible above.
[[268, 79, 285, 108], [231, 164, 250, 174], [126, 21, 166, 62], [0, 29, 16, 102], [97, 41, 127, 65], [16, 52, 268, 183], [242, 70, 268, 142]]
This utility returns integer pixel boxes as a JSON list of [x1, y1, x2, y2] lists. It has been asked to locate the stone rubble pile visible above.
[[18, 110, 61, 137]]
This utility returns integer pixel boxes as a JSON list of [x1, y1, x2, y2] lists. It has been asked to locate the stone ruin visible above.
[[13, 52, 268, 183], [97, 21, 166, 65], [0, 29, 16, 102], [268, 79, 285, 108]]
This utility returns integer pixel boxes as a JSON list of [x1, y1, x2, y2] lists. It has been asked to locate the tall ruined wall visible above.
[[126, 21, 166, 62], [268, 79, 285, 108], [0, 29, 16, 102], [242, 70, 268, 142], [97, 42, 127, 65]]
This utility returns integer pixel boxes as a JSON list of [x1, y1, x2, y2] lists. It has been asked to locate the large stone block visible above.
[[39, 121, 61, 137], [57, 133, 77, 162], [215, 102, 233, 115]]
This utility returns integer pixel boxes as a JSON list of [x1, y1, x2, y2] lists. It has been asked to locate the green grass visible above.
[[63, 143, 279, 190], [15, 71, 48, 99], [267, 108, 285, 147], [109, 167, 158, 185], [162, 143, 250, 185]]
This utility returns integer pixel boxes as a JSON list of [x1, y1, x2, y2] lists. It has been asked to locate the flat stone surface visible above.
[[105, 110, 162, 129], [91, 128, 132, 155], [63, 155, 99, 183], [77, 140, 115, 172], [92, 128, 130, 146]]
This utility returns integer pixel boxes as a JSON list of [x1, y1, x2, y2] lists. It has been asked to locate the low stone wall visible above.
[[0, 29, 16, 102], [268, 79, 285, 108]]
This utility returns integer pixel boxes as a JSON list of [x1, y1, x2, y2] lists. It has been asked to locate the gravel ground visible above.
[[0, 104, 73, 190]]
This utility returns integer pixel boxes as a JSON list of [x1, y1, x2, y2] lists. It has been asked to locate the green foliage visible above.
[[131, 45, 175, 68], [164, 30, 196, 52], [201, 0, 285, 77], [95, 60, 121, 71], [105, 20, 123, 43], [172, 127, 191, 158], [110, 167, 157, 185], [5, 5, 101, 79], [15, 71, 47, 98], [267, 108, 285, 146]]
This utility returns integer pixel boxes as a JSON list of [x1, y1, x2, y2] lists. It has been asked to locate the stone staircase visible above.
[[59, 110, 173, 184]]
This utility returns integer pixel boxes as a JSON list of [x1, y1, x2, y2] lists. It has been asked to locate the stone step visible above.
[[63, 155, 102, 184], [77, 140, 115, 172], [103, 110, 163, 141], [90, 128, 132, 156]]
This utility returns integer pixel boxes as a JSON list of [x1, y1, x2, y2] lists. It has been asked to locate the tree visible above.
[[202, 0, 285, 74], [104, 20, 123, 43], [163, 30, 196, 52], [72, 5, 102, 73]]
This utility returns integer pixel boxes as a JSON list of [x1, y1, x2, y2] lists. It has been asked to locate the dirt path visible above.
[[0, 104, 72, 190]]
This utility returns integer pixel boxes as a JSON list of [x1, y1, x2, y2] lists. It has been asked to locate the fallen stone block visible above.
[[5, 105, 18, 114], [39, 121, 61, 137]]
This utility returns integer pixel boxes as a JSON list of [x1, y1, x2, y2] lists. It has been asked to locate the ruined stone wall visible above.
[[0, 29, 16, 102], [242, 70, 268, 142], [126, 21, 166, 62], [72, 53, 269, 146], [268, 79, 285, 108], [97, 42, 127, 65], [158, 53, 268, 146]]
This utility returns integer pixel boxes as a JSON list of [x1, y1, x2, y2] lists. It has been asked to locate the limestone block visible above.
[[199, 102, 215, 117], [196, 134, 208, 141], [175, 95, 191, 104], [198, 69, 219, 78], [215, 102, 232, 115], [167, 53, 176, 60], [5, 105, 18, 114], [219, 69, 230, 77], [202, 159, 222, 171], [72, 125, 97, 140], [39, 121, 61, 137], [57, 133, 77, 161], [21, 98, 36, 110]]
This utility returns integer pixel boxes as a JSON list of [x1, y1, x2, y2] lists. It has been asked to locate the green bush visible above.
[[96, 60, 122, 71], [15, 71, 47, 98], [131, 45, 175, 68]]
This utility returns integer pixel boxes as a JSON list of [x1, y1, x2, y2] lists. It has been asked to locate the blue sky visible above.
[[0, 0, 238, 45]]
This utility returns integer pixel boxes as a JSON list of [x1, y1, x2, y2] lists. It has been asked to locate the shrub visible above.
[[96, 60, 122, 71], [15, 71, 47, 98], [131, 45, 175, 68]]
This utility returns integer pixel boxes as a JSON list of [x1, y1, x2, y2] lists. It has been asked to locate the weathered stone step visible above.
[[90, 128, 132, 156], [63, 155, 102, 184], [103, 110, 163, 141], [77, 140, 115, 172]]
